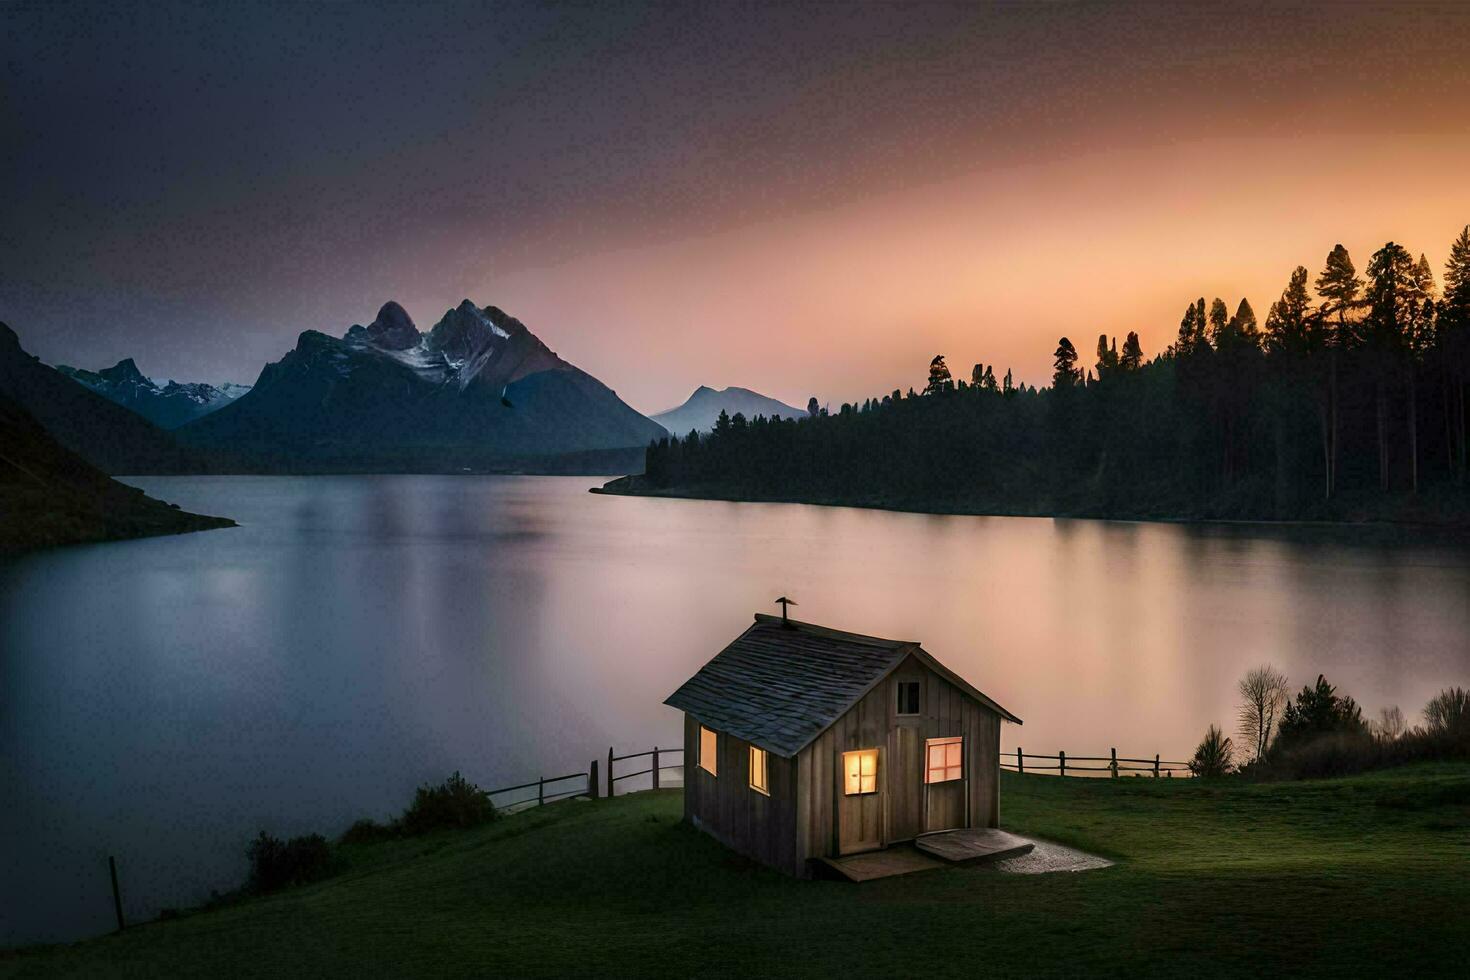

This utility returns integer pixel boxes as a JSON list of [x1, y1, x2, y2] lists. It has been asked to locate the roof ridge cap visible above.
[[750, 613, 914, 648]]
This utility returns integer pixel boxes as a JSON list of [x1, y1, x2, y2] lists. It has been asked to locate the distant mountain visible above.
[[55, 358, 251, 429], [0, 322, 208, 474], [0, 392, 233, 552], [178, 300, 665, 472], [651, 386, 809, 436]]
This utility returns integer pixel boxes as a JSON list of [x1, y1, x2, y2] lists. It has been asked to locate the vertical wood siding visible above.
[[792, 654, 1003, 871], [682, 712, 799, 875], [684, 654, 1006, 876]]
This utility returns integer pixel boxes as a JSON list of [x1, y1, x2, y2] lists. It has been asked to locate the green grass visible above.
[[6, 765, 1470, 978]]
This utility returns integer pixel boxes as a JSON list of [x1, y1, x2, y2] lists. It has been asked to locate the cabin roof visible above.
[[664, 614, 1021, 758]]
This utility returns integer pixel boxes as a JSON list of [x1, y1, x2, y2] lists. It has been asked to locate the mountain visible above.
[[0, 392, 233, 552], [0, 322, 208, 474], [178, 300, 666, 472], [55, 358, 251, 429], [651, 386, 809, 436]]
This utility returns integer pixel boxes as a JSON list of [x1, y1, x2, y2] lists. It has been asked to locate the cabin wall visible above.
[[794, 655, 1003, 869], [682, 712, 799, 876]]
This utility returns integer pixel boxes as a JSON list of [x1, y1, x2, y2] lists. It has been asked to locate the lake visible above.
[[3, 475, 1468, 944]]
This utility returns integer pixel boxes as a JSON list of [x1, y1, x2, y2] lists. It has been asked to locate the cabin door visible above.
[[924, 736, 967, 833], [888, 726, 924, 841], [837, 748, 883, 854]]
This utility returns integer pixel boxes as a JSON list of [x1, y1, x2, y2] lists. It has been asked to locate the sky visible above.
[[5, 1, 1470, 414]]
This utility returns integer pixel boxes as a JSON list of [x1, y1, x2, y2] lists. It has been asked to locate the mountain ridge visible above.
[[178, 300, 665, 472], [55, 358, 251, 429], [651, 385, 809, 436]]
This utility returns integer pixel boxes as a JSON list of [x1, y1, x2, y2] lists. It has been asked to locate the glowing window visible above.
[[749, 746, 769, 795], [843, 748, 879, 795], [699, 726, 718, 776], [926, 737, 963, 783], [896, 681, 920, 715]]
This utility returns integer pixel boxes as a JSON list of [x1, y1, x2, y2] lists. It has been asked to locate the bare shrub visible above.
[[1236, 665, 1290, 762], [1423, 687, 1470, 737], [1372, 705, 1406, 741]]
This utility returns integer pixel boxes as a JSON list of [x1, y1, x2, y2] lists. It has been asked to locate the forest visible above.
[[635, 231, 1470, 522]]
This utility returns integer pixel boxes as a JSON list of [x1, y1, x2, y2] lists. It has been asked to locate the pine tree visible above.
[[1265, 268, 1313, 357], [1176, 301, 1199, 354], [1316, 244, 1363, 347], [925, 355, 953, 395], [1002, 367, 1014, 395], [1207, 298, 1229, 346], [1365, 242, 1417, 490], [1095, 334, 1119, 379], [971, 363, 984, 388], [806, 396, 819, 418], [981, 365, 998, 391], [1119, 332, 1144, 371], [1052, 337, 1081, 388], [1443, 226, 1470, 482], [1316, 245, 1362, 497], [1227, 298, 1260, 351]]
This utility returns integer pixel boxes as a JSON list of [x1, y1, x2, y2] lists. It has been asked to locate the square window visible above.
[[843, 748, 879, 795], [699, 725, 718, 776], [925, 736, 963, 783], [749, 746, 769, 795], [896, 681, 920, 715]]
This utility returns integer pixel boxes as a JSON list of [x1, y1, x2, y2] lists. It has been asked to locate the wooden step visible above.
[[816, 845, 947, 882], [914, 828, 1035, 865]]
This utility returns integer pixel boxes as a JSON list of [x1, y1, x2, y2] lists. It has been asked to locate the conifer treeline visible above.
[[641, 232, 1470, 520]]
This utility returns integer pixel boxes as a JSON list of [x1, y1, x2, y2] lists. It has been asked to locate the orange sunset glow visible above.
[[10, 3, 1470, 414], [493, 133, 1470, 412]]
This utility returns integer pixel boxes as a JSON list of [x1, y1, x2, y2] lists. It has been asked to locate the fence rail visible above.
[[479, 744, 686, 814], [482, 741, 1191, 816], [1000, 747, 1194, 778]]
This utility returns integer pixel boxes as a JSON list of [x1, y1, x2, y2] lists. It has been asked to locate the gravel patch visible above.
[[989, 837, 1113, 874]]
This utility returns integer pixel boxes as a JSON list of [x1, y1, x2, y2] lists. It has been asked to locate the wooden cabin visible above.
[[665, 613, 1022, 876]]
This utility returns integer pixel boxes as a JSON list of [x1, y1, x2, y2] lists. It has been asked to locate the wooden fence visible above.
[[482, 745, 685, 813], [1000, 748, 1194, 778]]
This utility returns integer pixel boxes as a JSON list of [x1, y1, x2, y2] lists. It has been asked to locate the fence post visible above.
[[652, 746, 660, 790], [108, 855, 125, 932], [538, 776, 544, 807], [1110, 747, 1118, 778], [589, 759, 599, 799], [607, 746, 615, 798], [1058, 749, 1066, 778], [1016, 747, 1023, 774], [1154, 753, 1160, 778]]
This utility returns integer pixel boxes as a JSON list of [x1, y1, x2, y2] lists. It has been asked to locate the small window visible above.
[[926, 736, 963, 783], [843, 748, 879, 795], [699, 725, 718, 776], [896, 681, 920, 715], [749, 746, 769, 795]]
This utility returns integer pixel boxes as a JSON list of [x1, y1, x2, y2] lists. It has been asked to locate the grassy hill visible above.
[[5, 765, 1468, 978], [0, 393, 233, 553]]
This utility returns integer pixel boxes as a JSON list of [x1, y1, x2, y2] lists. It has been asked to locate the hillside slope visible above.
[[0, 323, 205, 474], [5, 765, 1466, 977], [0, 394, 233, 552]]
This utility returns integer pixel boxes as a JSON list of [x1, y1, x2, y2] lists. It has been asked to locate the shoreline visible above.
[[591, 476, 1470, 533]]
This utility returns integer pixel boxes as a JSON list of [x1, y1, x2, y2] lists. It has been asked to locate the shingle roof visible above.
[[665, 614, 1021, 758]]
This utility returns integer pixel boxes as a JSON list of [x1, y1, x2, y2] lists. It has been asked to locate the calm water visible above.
[[3, 475, 1468, 944]]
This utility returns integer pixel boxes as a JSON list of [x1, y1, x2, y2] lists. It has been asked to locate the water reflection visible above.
[[2, 476, 1467, 945]]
